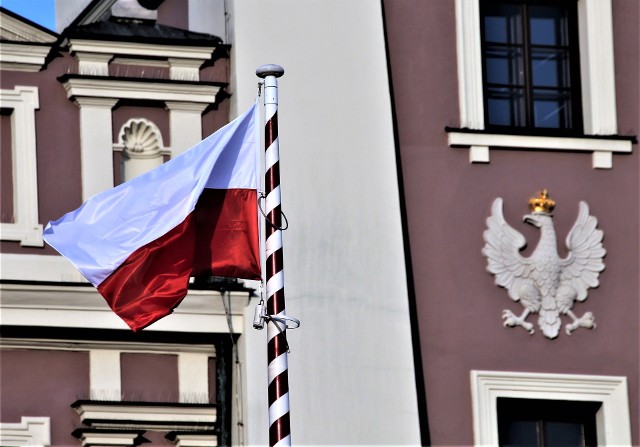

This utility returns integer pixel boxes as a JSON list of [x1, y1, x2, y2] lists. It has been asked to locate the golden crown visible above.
[[528, 189, 555, 214]]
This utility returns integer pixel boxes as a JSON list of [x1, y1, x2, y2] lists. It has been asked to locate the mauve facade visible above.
[[384, 0, 638, 444]]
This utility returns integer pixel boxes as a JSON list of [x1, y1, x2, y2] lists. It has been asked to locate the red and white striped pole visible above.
[[256, 64, 291, 447]]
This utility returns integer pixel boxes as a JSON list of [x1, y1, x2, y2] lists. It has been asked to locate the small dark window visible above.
[[481, 0, 582, 133], [498, 398, 601, 447]]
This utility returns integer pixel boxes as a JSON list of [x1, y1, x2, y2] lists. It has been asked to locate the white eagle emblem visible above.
[[482, 191, 605, 339]]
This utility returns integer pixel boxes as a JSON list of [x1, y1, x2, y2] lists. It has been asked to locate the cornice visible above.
[[69, 39, 216, 61], [0, 42, 52, 71], [0, 280, 251, 333], [0, 10, 58, 43], [59, 75, 223, 104]]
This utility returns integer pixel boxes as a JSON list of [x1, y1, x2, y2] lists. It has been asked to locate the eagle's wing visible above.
[[482, 198, 532, 301], [560, 201, 606, 302]]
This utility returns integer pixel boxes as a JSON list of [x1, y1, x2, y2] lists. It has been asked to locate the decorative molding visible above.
[[72, 428, 147, 447], [577, 0, 617, 135], [454, 0, 484, 130], [168, 59, 203, 81], [119, 118, 164, 159], [72, 401, 216, 432], [0, 416, 51, 447], [69, 39, 216, 62], [470, 370, 632, 446], [447, 130, 633, 168], [0, 277, 250, 333], [482, 194, 604, 338], [0, 43, 52, 72], [76, 52, 113, 76], [0, 86, 43, 246], [60, 76, 221, 104], [452, 0, 627, 167], [0, 10, 57, 43], [167, 431, 218, 447]]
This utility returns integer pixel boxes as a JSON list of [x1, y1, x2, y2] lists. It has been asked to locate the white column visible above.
[[90, 350, 121, 401], [165, 102, 207, 157], [75, 97, 118, 200], [178, 352, 210, 404]]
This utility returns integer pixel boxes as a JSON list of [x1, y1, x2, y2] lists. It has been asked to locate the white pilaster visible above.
[[178, 352, 210, 404], [75, 97, 118, 200], [165, 102, 207, 156], [90, 350, 121, 401]]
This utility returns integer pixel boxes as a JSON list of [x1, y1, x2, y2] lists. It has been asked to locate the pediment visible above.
[[0, 8, 57, 43]]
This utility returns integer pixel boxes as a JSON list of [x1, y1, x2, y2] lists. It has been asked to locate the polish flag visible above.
[[44, 103, 261, 331]]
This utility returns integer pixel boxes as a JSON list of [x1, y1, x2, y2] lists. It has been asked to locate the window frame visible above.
[[0, 86, 43, 247], [470, 370, 632, 446], [479, 0, 583, 134], [451, 0, 633, 168]]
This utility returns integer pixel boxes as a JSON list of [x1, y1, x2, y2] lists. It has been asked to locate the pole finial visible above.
[[256, 64, 285, 78]]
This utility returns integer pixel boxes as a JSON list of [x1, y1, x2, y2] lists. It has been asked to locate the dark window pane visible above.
[[486, 46, 525, 85], [529, 5, 568, 46], [487, 87, 526, 126], [484, 4, 523, 44], [545, 421, 584, 447], [531, 48, 570, 87], [533, 89, 570, 128], [502, 420, 539, 447]]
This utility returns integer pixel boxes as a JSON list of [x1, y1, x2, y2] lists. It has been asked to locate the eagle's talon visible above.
[[502, 309, 534, 334]]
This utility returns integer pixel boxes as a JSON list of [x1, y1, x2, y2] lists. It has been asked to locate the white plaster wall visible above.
[[229, 1, 421, 444]]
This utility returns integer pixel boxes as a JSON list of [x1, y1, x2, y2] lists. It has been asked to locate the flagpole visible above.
[[256, 64, 291, 447]]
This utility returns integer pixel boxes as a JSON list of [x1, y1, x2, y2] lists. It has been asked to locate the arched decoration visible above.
[[116, 118, 165, 182]]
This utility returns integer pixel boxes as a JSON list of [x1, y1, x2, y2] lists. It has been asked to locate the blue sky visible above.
[[0, 0, 56, 30]]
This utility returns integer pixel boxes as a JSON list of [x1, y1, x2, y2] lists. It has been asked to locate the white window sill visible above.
[[447, 129, 634, 169]]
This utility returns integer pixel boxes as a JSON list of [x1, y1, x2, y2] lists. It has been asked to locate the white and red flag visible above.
[[44, 103, 261, 332]]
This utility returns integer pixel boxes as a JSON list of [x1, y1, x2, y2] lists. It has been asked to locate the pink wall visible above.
[[1, 53, 81, 256], [384, 0, 639, 444], [121, 353, 179, 402], [0, 350, 89, 445]]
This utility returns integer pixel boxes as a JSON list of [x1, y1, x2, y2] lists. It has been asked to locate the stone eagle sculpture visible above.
[[482, 190, 605, 339]]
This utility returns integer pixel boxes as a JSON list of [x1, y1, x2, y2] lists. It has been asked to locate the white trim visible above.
[[577, 0, 617, 135], [61, 77, 220, 104], [73, 402, 216, 431], [75, 96, 118, 200], [0, 86, 43, 246], [171, 432, 218, 447], [165, 102, 208, 156], [0, 277, 249, 333], [90, 350, 122, 401], [0, 416, 51, 447], [453, 0, 626, 167], [0, 43, 52, 72], [0, 10, 57, 43], [69, 39, 216, 61], [471, 370, 632, 446], [448, 131, 633, 168], [455, 0, 484, 130], [73, 430, 142, 447], [0, 338, 216, 355], [178, 353, 210, 404]]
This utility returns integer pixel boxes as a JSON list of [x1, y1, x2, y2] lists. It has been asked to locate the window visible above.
[[498, 398, 599, 447], [470, 371, 632, 446], [481, 0, 581, 132], [0, 86, 43, 246], [450, 0, 634, 168]]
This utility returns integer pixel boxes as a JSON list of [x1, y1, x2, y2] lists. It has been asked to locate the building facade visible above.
[[1, 0, 419, 445], [383, 0, 638, 444], [2, 0, 637, 445]]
